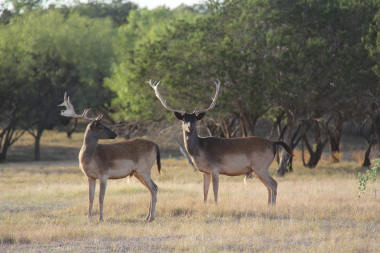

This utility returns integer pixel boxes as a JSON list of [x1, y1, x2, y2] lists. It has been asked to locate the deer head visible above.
[[58, 92, 117, 140], [148, 80, 220, 135]]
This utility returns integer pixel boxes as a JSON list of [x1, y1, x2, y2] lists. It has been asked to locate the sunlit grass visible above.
[[1, 157, 379, 252], [1, 130, 379, 251]]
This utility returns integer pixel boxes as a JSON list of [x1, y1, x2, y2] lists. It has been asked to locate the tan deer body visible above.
[[79, 139, 158, 180], [59, 93, 160, 222], [188, 136, 276, 176], [149, 80, 291, 204]]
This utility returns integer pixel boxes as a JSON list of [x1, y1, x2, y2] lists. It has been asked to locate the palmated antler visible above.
[[148, 80, 186, 115], [193, 80, 220, 115], [58, 92, 103, 121]]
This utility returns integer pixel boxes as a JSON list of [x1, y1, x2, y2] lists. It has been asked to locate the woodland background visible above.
[[1, 0, 380, 176], [1, 1, 380, 252]]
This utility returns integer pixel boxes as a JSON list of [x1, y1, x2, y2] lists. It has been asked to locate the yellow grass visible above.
[[0, 157, 379, 252]]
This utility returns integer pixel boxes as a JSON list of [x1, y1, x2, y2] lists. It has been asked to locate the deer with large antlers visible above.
[[149, 80, 291, 205], [58, 93, 160, 222]]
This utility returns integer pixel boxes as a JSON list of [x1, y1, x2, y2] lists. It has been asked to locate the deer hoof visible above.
[[145, 216, 154, 222]]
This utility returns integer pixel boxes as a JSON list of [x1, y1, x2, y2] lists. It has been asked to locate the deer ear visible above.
[[174, 112, 184, 120], [195, 112, 206, 120]]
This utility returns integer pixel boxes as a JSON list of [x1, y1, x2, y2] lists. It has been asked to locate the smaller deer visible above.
[[58, 93, 160, 222]]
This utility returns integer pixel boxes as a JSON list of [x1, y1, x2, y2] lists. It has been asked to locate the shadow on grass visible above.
[[205, 209, 291, 223], [6, 145, 182, 162], [170, 207, 194, 217], [103, 217, 142, 225], [1, 165, 81, 175], [6, 145, 80, 162]]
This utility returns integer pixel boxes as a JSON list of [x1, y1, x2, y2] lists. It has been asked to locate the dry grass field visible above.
[[0, 131, 379, 252]]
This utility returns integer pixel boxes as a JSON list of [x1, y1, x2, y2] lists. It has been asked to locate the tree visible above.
[[0, 15, 30, 161], [201, 0, 274, 137], [267, 0, 380, 173], [5, 0, 44, 14], [365, 8, 380, 162], [106, 7, 202, 122], [69, 0, 138, 26], [108, 0, 275, 139], [0, 10, 115, 160]]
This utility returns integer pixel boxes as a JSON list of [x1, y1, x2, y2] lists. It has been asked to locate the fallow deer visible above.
[[58, 93, 160, 222], [149, 80, 291, 205]]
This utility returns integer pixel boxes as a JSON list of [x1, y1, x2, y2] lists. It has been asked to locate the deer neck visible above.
[[183, 128, 200, 157], [80, 132, 99, 163]]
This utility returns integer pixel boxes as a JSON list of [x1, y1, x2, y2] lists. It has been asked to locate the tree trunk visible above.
[[66, 118, 78, 139], [278, 154, 288, 176], [204, 116, 240, 138], [0, 121, 24, 162], [240, 113, 258, 137], [0, 128, 12, 162], [329, 136, 341, 163], [328, 116, 343, 163], [373, 112, 380, 150], [362, 141, 373, 167], [306, 142, 325, 168], [33, 129, 43, 161], [302, 122, 328, 168], [277, 112, 294, 176]]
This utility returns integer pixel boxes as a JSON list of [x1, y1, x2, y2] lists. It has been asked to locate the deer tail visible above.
[[273, 141, 293, 156]]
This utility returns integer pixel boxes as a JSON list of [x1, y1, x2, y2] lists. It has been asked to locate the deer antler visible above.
[[148, 80, 186, 114], [81, 108, 99, 121], [193, 80, 221, 115], [58, 92, 99, 121]]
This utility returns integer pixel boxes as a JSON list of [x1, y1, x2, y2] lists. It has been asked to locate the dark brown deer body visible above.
[[149, 81, 291, 204], [59, 93, 160, 222]]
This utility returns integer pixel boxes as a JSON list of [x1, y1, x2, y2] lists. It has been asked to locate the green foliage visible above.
[[267, 0, 379, 119], [106, 0, 380, 135], [358, 159, 379, 198], [5, 0, 44, 14], [0, 9, 115, 109], [0, 8, 115, 160], [107, 0, 276, 126], [1, 0, 380, 163], [106, 7, 202, 121], [68, 0, 138, 26]]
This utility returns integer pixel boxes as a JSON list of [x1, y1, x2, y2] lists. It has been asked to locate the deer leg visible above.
[[99, 177, 108, 221], [203, 173, 211, 203], [270, 177, 277, 204], [211, 171, 219, 204], [88, 178, 96, 218], [147, 180, 158, 222], [253, 169, 277, 205], [134, 173, 158, 222]]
